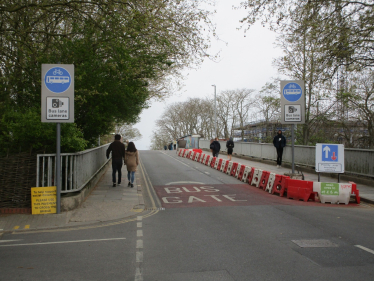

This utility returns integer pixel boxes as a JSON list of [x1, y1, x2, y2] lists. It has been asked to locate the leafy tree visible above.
[[0, 0, 215, 152]]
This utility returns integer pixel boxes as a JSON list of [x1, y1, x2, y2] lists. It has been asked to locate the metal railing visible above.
[[36, 144, 110, 193], [199, 140, 374, 178]]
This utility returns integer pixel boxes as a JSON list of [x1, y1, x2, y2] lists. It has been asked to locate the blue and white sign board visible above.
[[41, 64, 74, 123], [280, 80, 305, 124], [315, 143, 344, 173]]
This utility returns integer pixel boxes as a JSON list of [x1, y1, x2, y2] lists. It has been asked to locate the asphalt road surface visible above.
[[1, 150, 374, 281]]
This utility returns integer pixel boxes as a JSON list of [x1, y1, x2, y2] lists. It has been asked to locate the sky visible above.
[[134, 0, 284, 150]]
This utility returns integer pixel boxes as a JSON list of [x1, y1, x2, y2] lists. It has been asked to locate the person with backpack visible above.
[[226, 137, 234, 161], [211, 137, 221, 158], [273, 130, 286, 168]]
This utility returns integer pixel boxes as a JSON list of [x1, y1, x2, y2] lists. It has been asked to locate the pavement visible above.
[[0, 164, 144, 233], [1, 150, 373, 234]]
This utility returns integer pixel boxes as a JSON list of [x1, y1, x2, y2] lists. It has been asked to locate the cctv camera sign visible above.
[[41, 64, 74, 123], [280, 81, 305, 124]]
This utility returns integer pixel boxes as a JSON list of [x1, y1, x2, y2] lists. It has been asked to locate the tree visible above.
[[231, 89, 256, 141], [0, 0, 216, 152]]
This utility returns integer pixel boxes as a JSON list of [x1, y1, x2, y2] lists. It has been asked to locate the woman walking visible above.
[[226, 137, 234, 161], [125, 142, 139, 188]]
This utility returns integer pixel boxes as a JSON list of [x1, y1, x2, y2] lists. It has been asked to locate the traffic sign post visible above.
[[315, 143, 345, 182], [280, 80, 305, 174], [41, 64, 74, 214]]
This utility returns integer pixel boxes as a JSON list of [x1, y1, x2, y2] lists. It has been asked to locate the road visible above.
[[1, 150, 374, 281]]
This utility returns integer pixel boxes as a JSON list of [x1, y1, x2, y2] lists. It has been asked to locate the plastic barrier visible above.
[[201, 154, 207, 164], [206, 155, 213, 166], [313, 182, 353, 205], [265, 173, 276, 193], [230, 162, 239, 177], [272, 175, 290, 197], [247, 167, 255, 185], [204, 155, 211, 165], [210, 157, 217, 168], [215, 158, 223, 170], [237, 165, 246, 180], [258, 171, 270, 190], [226, 161, 233, 175], [251, 169, 263, 187], [241, 166, 252, 183], [286, 179, 317, 202], [193, 149, 203, 154], [349, 181, 360, 204], [221, 160, 228, 172], [186, 150, 192, 159], [178, 149, 184, 157], [190, 151, 196, 160], [195, 153, 201, 162], [223, 160, 232, 174]]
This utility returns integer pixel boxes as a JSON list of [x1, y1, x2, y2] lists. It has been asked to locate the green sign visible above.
[[321, 183, 339, 195]]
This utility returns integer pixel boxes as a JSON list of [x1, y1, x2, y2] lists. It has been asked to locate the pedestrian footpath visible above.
[[0, 165, 144, 233], [202, 150, 374, 204]]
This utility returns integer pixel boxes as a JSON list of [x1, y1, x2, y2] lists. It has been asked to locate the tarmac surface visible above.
[[0, 150, 373, 234]]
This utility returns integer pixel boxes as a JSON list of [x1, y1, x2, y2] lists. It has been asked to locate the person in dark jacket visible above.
[[212, 137, 221, 158], [106, 134, 126, 187], [273, 130, 286, 168], [226, 137, 234, 161]]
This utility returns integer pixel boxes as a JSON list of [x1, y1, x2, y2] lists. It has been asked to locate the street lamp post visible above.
[[212, 84, 217, 138]]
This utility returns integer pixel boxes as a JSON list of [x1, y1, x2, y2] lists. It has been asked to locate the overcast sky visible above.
[[134, 0, 284, 150]]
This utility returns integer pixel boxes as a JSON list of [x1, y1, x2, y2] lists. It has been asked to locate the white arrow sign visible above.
[[323, 146, 330, 158]]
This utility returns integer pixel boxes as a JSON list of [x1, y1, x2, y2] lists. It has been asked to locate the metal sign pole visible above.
[[291, 124, 295, 174], [56, 123, 61, 214]]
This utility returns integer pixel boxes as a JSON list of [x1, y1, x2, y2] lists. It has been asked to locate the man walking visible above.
[[273, 130, 286, 168], [212, 137, 221, 158], [106, 134, 126, 187]]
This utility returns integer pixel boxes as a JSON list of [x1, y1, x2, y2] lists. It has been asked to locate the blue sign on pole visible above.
[[283, 82, 302, 102], [322, 144, 338, 162], [44, 67, 72, 94]]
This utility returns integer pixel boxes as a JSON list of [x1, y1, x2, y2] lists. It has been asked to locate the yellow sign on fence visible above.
[[31, 186, 57, 215]]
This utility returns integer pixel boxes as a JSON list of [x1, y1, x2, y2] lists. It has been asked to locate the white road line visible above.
[[0, 240, 22, 243], [137, 222, 142, 228], [136, 251, 143, 262], [137, 216, 142, 221], [137, 230, 143, 237], [355, 245, 374, 255], [0, 238, 126, 247], [136, 240, 143, 249], [135, 268, 143, 281]]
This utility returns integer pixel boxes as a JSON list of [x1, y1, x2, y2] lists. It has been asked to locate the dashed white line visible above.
[[135, 216, 144, 281], [136, 240, 143, 249], [0, 238, 126, 247], [136, 251, 144, 262], [355, 245, 374, 255]]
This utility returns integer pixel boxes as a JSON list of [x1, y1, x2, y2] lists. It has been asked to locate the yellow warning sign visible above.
[[31, 186, 57, 215]]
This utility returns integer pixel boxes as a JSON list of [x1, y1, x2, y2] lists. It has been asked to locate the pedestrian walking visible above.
[[273, 130, 286, 168], [106, 134, 126, 187], [226, 137, 234, 161], [212, 137, 221, 158], [124, 142, 139, 188]]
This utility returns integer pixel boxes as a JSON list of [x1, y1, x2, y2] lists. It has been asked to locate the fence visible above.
[[199, 140, 374, 178], [36, 144, 110, 193], [0, 153, 37, 209]]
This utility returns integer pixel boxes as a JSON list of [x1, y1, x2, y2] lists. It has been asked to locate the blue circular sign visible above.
[[44, 67, 71, 94], [283, 83, 302, 102]]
